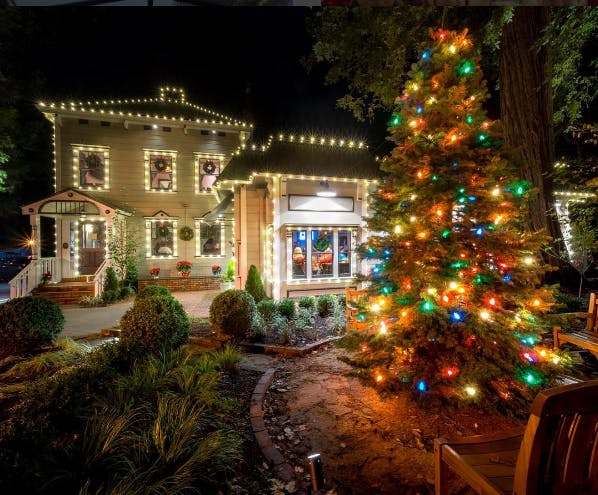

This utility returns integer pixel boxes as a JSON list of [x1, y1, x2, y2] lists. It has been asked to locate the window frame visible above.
[[286, 227, 356, 282], [194, 220, 225, 258], [72, 144, 110, 190], [194, 153, 224, 194], [144, 149, 178, 193], [145, 216, 179, 259]]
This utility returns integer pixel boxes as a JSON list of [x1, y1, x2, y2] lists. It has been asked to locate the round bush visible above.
[[119, 286, 136, 299], [0, 296, 64, 358], [136, 285, 172, 300], [317, 294, 336, 317], [298, 296, 316, 312], [120, 295, 189, 353], [256, 299, 277, 324], [277, 298, 296, 320], [210, 289, 257, 340]]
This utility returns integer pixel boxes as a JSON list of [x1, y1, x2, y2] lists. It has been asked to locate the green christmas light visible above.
[[477, 132, 489, 143], [457, 59, 475, 76], [432, 175, 438, 182], [518, 368, 543, 387], [421, 301, 434, 312], [391, 114, 402, 126], [465, 115, 474, 124], [441, 229, 451, 238]]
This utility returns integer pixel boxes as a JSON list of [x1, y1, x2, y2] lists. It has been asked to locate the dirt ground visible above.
[[263, 345, 525, 495]]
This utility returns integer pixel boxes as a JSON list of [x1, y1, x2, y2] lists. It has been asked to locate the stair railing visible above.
[[8, 257, 58, 300], [92, 258, 110, 297]]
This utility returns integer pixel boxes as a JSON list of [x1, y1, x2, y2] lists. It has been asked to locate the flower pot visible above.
[[181, 272, 190, 279], [152, 275, 159, 280]]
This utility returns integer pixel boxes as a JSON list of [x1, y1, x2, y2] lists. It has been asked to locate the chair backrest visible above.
[[586, 293, 597, 334], [346, 288, 366, 304], [513, 380, 598, 495]]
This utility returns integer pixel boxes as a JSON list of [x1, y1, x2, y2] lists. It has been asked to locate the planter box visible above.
[[138, 276, 220, 292], [240, 335, 342, 357]]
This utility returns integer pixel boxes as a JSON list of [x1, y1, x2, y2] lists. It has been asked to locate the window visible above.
[[100, 121, 110, 127], [146, 219, 178, 258], [288, 228, 354, 280], [194, 154, 223, 193], [73, 145, 109, 189], [144, 150, 177, 192], [196, 221, 224, 257]]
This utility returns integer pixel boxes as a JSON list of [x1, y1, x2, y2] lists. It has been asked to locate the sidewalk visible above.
[[61, 290, 220, 339]]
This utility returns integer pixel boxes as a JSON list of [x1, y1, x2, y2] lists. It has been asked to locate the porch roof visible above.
[[21, 188, 133, 217], [219, 140, 383, 182]]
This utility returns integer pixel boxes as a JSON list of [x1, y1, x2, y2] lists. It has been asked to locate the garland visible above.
[[157, 224, 171, 238], [179, 226, 194, 241]]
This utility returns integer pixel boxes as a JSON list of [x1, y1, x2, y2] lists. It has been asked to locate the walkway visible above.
[[61, 289, 220, 339]]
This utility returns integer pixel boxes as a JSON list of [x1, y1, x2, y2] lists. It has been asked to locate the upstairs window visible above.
[[144, 150, 177, 192], [194, 154, 223, 193], [72, 145, 110, 190]]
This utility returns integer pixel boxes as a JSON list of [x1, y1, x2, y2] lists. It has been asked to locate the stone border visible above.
[[250, 368, 294, 481], [242, 335, 342, 357]]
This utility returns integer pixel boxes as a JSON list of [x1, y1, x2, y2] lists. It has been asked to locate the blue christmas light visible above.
[[450, 310, 466, 322], [503, 274, 512, 283], [422, 50, 431, 59], [452, 161, 459, 168], [468, 196, 476, 202], [416, 105, 423, 114], [474, 226, 484, 237], [417, 380, 428, 392]]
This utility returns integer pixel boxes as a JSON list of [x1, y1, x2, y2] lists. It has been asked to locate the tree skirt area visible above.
[[263, 345, 525, 495]]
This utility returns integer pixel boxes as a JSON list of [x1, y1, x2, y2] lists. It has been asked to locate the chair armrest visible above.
[[435, 426, 526, 446]]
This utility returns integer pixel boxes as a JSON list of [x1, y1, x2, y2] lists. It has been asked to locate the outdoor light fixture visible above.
[[316, 180, 336, 197]]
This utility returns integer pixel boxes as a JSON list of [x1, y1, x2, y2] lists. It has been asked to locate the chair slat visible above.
[[563, 413, 598, 485]]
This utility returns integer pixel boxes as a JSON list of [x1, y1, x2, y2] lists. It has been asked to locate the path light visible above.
[[308, 453, 325, 492]]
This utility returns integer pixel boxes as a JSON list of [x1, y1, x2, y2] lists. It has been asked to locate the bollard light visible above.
[[308, 452, 325, 492]]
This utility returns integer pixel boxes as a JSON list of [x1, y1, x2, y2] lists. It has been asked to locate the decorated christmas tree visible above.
[[353, 28, 567, 411]]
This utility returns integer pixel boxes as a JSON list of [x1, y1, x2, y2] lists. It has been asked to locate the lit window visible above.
[[197, 222, 224, 256], [73, 145, 109, 189], [288, 228, 353, 280], [149, 154, 173, 191], [145, 219, 178, 258]]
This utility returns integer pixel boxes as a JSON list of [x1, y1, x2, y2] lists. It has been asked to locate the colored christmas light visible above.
[[457, 59, 475, 76], [416, 380, 428, 392]]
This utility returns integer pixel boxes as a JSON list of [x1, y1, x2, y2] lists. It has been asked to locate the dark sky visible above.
[[22, 8, 380, 147]]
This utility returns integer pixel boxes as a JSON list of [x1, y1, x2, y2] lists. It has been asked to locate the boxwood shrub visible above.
[[298, 296, 316, 312], [0, 296, 64, 358], [256, 299, 277, 324], [136, 285, 172, 300], [120, 295, 189, 353], [317, 294, 336, 317], [277, 298, 296, 320], [210, 289, 257, 340]]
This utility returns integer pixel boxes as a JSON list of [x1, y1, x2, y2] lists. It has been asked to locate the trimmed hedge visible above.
[[210, 290, 257, 340], [136, 285, 172, 300], [277, 298, 296, 320], [104, 267, 119, 293], [256, 299, 277, 324], [298, 296, 316, 312], [245, 265, 266, 303], [120, 295, 189, 353], [0, 296, 64, 358], [317, 294, 336, 317]]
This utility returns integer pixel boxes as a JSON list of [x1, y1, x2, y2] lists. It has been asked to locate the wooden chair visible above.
[[434, 380, 598, 495], [345, 288, 370, 331], [553, 292, 598, 360]]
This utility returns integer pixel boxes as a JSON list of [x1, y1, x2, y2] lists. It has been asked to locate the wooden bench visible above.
[[553, 292, 598, 360], [345, 288, 370, 331], [434, 380, 598, 495]]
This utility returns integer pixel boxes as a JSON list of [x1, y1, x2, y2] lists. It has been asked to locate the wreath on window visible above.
[[202, 160, 216, 175], [154, 157, 169, 172], [157, 223, 171, 238], [85, 153, 103, 169], [179, 226, 194, 241], [313, 235, 330, 252]]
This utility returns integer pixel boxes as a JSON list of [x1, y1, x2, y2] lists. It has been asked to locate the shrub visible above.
[[0, 297, 64, 358], [212, 343, 242, 373], [104, 266, 119, 293], [245, 264, 266, 303], [101, 289, 118, 304], [136, 284, 172, 300], [209, 289, 257, 340], [79, 295, 104, 307], [317, 294, 337, 317], [119, 286, 135, 299], [256, 299, 277, 324], [337, 294, 346, 308], [298, 296, 316, 311], [120, 295, 190, 353], [277, 298, 296, 319]]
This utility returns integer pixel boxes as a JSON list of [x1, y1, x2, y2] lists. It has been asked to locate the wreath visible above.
[[85, 153, 103, 169], [202, 160, 216, 175], [157, 223, 171, 238], [313, 235, 330, 252], [179, 226, 194, 242], [154, 157, 169, 172]]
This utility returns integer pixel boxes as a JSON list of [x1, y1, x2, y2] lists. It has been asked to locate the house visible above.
[[10, 86, 381, 301]]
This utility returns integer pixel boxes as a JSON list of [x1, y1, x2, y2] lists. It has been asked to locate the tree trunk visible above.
[[499, 7, 564, 256]]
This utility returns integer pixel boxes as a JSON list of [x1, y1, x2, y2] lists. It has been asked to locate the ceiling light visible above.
[[317, 180, 336, 197]]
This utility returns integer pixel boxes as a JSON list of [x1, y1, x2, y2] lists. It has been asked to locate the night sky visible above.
[[22, 8, 381, 148]]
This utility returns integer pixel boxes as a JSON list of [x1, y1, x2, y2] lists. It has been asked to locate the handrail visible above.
[[8, 257, 58, 300], [92, 258, 110, 297]]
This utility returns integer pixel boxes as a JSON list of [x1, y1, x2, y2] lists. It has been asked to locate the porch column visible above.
[[30, 215, 41, 261], [105, 217, 113, 260]]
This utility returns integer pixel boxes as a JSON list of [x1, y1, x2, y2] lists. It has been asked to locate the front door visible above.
[[79, 221, 105, 275]]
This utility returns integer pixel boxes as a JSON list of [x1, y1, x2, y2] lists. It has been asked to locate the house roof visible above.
[[37, 86, 251, 130], [219, 136, 382, 182]]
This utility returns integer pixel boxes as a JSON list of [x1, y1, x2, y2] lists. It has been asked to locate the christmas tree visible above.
[[354, 28, 567, 411]]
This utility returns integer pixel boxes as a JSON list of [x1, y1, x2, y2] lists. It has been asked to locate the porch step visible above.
[[62, 276, 91, 283], [32, 281, 95, 305]]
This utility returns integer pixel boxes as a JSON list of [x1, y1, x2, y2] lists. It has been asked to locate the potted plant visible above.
[[176, 260, 192, 278], [41, 271, 52, 285], [219, 258, 236, 290], [150, 267, 160, 279], [212, 264, 222, 276]]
